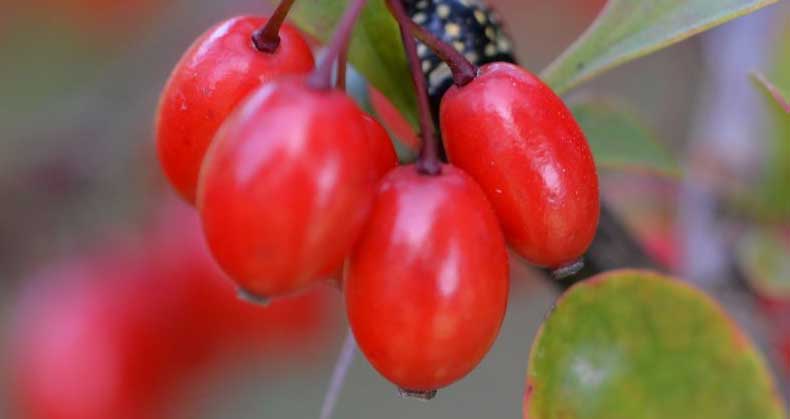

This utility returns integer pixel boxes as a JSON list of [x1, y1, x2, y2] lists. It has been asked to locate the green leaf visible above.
[[737, 227, 790, 299], [541, 0, 780, 94], [569, 96, 679, 177], [525, 269, 786, 419], [751, 72, 790, 219], [286, 0, 418, 128], [748, 18, 790, 220], [752, 73, 790, 114]]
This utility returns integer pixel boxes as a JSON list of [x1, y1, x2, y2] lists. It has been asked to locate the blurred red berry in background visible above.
[[7, 198, 339, 419]]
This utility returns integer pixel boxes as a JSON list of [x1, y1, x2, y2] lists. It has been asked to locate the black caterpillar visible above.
[[404, 0, 517, 114]]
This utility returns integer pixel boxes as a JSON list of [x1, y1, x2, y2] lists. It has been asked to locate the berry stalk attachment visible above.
[[251, 0, 297, 52], [387, 0, 442, 175]]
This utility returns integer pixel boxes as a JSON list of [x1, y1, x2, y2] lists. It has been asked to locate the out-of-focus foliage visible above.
[[541, 0, 780, 94], [570, 96, 679, 177]]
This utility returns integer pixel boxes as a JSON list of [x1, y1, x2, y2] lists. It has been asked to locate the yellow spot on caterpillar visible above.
[[445, 23, 461, 37], [429, 63, 452, 92], [485, 27, 496, 40], [437, 4, 450, 18], [422, 60, 432, 72], [474, 10, 487, 24]]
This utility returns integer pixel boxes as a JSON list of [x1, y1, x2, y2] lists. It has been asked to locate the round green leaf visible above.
[[569, 96, 679, 177], [525, 269, 785, 419], [541, 0, 780, 95]]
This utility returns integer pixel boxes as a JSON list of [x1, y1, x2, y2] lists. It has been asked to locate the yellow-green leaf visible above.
[[526, 269, 786, 419], [753, 72, 790, 114], [541, 0, 780, 94], [749, 17, 790, 220], [570, 96, 679, 177]]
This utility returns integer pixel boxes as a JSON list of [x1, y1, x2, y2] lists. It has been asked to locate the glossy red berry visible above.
[[440, 62, 599, 269], [345, 164, 509, 393], [156, 16, 315, 203], [361, 114, 399, 179], [198, 79, 378, 299], [369, 86, 421, 151], [324, 114, 398, 288]]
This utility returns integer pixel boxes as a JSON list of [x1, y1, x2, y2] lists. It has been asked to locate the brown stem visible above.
[[252, 0, 297, 53], [336, 40, 349, 91], [386, 2, 478, 87], [388, 0, 441, 175], [308, 0, 368, 90]]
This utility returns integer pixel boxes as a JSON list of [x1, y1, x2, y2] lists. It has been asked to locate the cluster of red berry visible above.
[[155, 0, 599, 398]]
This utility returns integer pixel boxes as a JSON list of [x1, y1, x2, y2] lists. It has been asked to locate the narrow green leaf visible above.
[[749, 19, 790, 220], [750, 72, 790, 219], [541, 0, 780, 94], [526, 269, 786, 419], [286, 0, 418, 128], [570, 96, 679, 177], [752, 72, 790, 113]]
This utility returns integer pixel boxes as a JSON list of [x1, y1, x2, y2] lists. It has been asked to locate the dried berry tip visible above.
[[398, 388, 438, 400], [551, 259, 585, 280], [236, 287, 271, 306]]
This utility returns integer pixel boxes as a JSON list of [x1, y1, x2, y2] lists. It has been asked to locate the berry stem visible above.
[[336, 41, 350, 91], [318, 329, 357, 419], [387, 2, 477, 87], [252, 0, 297, 53], [388, 0, 441, 175], [308, 0, 368, 90]]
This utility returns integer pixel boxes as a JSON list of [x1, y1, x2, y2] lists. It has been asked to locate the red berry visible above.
[[440, 62, 599, 269], [324, 114, 398, 288], [361, 114, 399, 179], [345, 164, 509, 393], [156, 16, 314, 203], [198, 79, 378, 298], [368, 86, 421, 152]]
